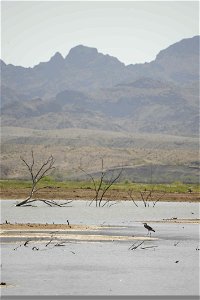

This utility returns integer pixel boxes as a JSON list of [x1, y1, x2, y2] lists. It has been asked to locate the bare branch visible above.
[[35, 155, 55, 182], [152, 191, 166, 207], [45, 236, 54, 247], [129, 241, 145, 250], [79, 167, 97, 193], [80, 159, 123, 207], [99, 168, 123, 206], [127, 190, 138, 207], [20, 156, 35, 184], [140, 191, 147, 207], [16, 151, 64, 208]]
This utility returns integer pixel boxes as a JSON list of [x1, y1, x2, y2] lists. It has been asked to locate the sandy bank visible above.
[[0, 188, 199, 202]]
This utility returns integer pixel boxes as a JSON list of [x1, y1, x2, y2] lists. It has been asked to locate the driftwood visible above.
[[128, 241, 145, 250], [141, 245, 158, 250]]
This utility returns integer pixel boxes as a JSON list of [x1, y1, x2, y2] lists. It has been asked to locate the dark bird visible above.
[[67, 220, 71, 228], [143, 223, 155, 236]]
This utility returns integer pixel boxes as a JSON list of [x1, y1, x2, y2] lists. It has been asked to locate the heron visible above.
[[143, 223, 155, 236]]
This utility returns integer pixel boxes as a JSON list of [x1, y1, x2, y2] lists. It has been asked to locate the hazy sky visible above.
[[1, 1, 199, 67]]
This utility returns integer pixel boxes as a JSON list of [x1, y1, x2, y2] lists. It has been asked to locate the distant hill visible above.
[[1, 36, 199, 136], [127, 35, 199, 84], [1, 36, 199, 95]]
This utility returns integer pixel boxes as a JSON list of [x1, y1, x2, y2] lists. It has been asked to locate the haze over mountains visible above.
[[1, 35, 199, 136], [1, 36, 199, 182]]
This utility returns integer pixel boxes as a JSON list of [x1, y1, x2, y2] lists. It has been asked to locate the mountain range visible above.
[[1, 35, 199, 136]]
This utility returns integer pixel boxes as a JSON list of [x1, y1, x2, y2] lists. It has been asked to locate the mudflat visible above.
[[0, 223, 158, 242], [0, 187, 199, 202]]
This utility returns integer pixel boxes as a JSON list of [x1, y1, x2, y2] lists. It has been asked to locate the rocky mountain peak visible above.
[[65, 45, 99, 67], [49, 52, 64, 64], [156, 35, 199, 60]]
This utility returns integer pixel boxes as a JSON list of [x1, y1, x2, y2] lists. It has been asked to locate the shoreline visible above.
[[1, 219, 200, 232], [0, 188, 199, 202]]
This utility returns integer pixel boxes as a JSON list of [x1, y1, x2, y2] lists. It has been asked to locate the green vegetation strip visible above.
[[0, 178, 199, 193]]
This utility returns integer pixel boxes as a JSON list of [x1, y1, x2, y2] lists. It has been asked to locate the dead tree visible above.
[[127, 187, 153, 208], [127, 189, 139, 207], [80, 159, 123, 207], [16, 151, 72, 207], [139, 189, 153, 207], [140, 185, 166, 208], [127, 165, 166, 207], [127, 186, 166, 208]]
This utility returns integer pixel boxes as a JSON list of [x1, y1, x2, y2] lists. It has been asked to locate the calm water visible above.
[[1, 236, 199, 296], [1, 200, 199, 225], [1, 200, 199, 296]]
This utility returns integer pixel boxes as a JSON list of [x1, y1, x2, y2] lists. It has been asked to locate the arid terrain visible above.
[[1, 127, 199, 184]]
